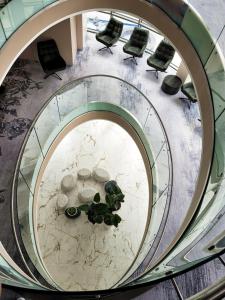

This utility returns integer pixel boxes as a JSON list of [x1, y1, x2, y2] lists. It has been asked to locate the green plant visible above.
[[78, 181, 124, 228]]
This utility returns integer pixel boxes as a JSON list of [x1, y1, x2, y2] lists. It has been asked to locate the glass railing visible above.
[[14, 75, 172, 290], [0, 0, 225, 296], [0, 0, 57, 47], [128, 0, 225, 288], [0, 242, 45, 290]]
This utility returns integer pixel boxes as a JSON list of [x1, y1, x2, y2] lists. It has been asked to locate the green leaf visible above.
[[116, 193, 125, 203], [93, 215, 103, 224], [78, 204, 89, 212], [93, 192, 101, 203], [92, 203, 109, 215], [113, 201, 121, 211], [104, 213, 114, 226], [105, 194, 114, 207], [112, 214, 122, 227]]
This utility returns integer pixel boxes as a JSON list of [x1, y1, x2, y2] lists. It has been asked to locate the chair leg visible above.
[[98, 46, 113, 54], [108, 47, 113, 55], [44, 72, 62, 80], [44, 73, 51, 79], [146, 69, 159, 79], [98, 46, 107, 52], [53, 73, 62, 80], [179, 97, 191, 109], [123, 56, 138, 65]]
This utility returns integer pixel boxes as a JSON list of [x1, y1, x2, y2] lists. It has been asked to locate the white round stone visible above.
[[78, 188, 97, 203], [93, 168, 110, 183], [78, 168, 91, 180], [57, 193, 68, 210], [61, 175, 75, 192]]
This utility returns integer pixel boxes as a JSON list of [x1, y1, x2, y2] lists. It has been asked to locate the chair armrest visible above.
[[96, 29, 107, 37], [163, 58, 173, 69], [139, 43, 148, 57]]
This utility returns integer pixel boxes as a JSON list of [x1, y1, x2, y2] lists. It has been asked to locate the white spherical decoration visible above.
[[78, 188, 97, 203], [61, 175, 75, 192], [57, 193, 68, 210], [93, 168, 110, 183], [78, 168, 91, 180]]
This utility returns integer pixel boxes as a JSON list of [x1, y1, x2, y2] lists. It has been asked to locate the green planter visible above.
[[65, 207, 81, 219]]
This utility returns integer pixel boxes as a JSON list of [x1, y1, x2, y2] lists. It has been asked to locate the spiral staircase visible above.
[[0, 0, 225, 299]]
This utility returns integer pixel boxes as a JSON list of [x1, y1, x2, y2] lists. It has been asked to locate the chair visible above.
[[96, 17, 123, 54], [37, 39, 66, 80], [146, 39, 175, 79], [123, 27, 149, 65], [180, 82, 197, 109]]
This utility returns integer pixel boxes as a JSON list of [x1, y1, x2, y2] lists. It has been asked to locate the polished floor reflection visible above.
[[36, 119, 150, 291]]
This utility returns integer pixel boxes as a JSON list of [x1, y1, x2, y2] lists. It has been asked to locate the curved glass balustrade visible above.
[[127, 0, 225, 288], [0, 0, 224, 297], [14, 75, 172, 290], [0, 0, 57, 47]]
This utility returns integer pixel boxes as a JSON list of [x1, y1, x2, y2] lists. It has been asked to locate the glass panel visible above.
[[86, 11, 110, 32], [118, 147, 171, 286], [187, 0, 225, 43], [150, 0, 188, 26], [217, 26, 225, 59], [0, 0, 57, 42], [17, 172, 58, 287], [57, 80, 88, 120], [34, 97, 60, 155], [19, 128, 43, 191], [0, 20, 6, 47], [0, 0, 43, 38], [43, 0, 56, 6], [85, 77, 150, 127], [181, 7, 215, 65], [113, 11, 139, 23], [0, 252, 43, 289]]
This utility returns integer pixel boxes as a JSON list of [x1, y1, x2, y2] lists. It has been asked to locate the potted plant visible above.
[[78, 181, 125, 228], [65, 206, 81, 219]]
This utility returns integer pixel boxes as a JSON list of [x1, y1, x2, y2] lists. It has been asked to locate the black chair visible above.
[[96, 17, 123, 54], [146, 39, 175, 79], [180, 82, 197, 109], [123, 27, 149, 65], [37, 39, 66, 80]]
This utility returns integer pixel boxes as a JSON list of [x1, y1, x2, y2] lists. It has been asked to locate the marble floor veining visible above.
[[36, 119, 150, 291]]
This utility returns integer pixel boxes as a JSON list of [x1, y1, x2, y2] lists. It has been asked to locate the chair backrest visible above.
[[37, 39, 60, 63], [105, 17, 123, 38], [129, 27, 149, 48], [155, 40, 175, 62]]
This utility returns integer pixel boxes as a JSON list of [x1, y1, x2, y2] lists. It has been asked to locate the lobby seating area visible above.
[[94, 16, 197, 103]]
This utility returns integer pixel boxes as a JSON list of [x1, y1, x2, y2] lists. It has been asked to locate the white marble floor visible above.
[[36, 119, 150, 291]]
